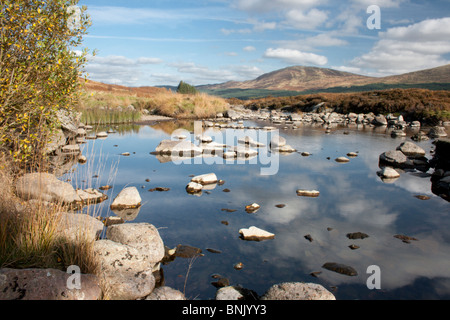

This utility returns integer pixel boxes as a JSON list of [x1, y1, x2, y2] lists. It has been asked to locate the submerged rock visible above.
[[346, 232, 369, 239], [322, 262, 358, 276]]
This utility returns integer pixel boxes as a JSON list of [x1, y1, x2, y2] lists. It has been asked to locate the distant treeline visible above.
[[239, 88, 450, 124], [199, 83, 450, 100]]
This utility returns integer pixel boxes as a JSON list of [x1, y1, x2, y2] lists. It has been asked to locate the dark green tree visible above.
[[177, 81, 198, 95]]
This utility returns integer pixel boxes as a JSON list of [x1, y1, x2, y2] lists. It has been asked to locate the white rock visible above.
[[96, 131, 108, 138], [239, 226, 275, 241], [296, 189, 320, 197], [261, 282, 336, 300], [186, 182, 203, 194], [191, 173, 218, 185], [270, 135, 286, 148], [110, 187, 141, 210], [378, 167, 400, 179]]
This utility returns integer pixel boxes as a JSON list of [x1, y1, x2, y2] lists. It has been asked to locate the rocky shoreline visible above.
[[1, 105, 448, 300]]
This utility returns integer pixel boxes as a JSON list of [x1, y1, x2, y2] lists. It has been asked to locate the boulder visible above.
[[428, 126, 447, 138], [106, 223, 165, 266], [96, 131, 108, 138], [145, 286, 186, 300], [55, 212, 105, 242], [296, 189, 320, 197], [377, 167, 400, 179], [191, 173, 218, 185], [110, 187, 141, 210], [396, 141, 426, 158], [261, 282, 335, 300], [15, 172, 81, 205], [0, 268, 101, 300], [154, 139, 202, 156], [93, 239, 156, 300], [234, 146, 258, 158], [45, 129, 67, 154], [372, 114, 387, 126], [56, 109, 79, 136], [186, 182, 203, 194], [239, 226, 275, 241], [379, 150, 411, 168], [270, 135, 286, 148], [76, 188, 108, 205]]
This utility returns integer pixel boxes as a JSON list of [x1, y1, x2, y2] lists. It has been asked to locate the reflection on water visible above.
[[66, 120, 450, 300]]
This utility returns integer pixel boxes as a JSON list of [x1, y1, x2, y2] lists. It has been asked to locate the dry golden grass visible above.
[[0, 154, 99, 275], [78, 83, 229, 120], [144, 91, 229, 119]]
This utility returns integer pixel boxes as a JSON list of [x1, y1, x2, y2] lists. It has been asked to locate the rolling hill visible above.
[[199, 64, 450, 93]]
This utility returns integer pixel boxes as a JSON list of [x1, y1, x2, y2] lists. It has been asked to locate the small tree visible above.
[[0, 0, 91, 165], [177, 81, 198, 95]]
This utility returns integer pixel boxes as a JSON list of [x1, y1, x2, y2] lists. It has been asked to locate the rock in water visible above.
[[261, 282, 336, 300], [346, 232, 369, 239], [239, 226, 275, 241], [322, 262, 358, 276], [377, 167, 400, 179], [110, 187, 141, 210], [396, 141, 426, 158], [191, 173, 218, 185], [296, 189, 320, 197], [186, 182, 203, 194]]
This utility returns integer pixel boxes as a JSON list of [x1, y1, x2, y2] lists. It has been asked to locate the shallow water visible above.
[[67, 120, 450, 300]]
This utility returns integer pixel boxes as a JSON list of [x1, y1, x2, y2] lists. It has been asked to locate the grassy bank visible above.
[[241, 88, 450, 123], [0, 156, 98, 274], [77, 87, 229, 123]]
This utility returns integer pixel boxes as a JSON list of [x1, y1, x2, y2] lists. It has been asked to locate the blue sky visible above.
[[77, 0, 450, 87]]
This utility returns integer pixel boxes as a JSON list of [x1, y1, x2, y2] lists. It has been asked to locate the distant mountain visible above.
[[199, 64, 450, 92]]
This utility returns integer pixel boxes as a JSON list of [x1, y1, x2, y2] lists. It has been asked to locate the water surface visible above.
[[67, 120, 450, 300]]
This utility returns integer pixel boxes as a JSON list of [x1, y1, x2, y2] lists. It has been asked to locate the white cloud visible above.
[[351, 18, 450, 75], [221, 18, 276, 35], [85, 55, 163, 86], [264, 47, 328, 65], [243, 46, 256, 52], [168, 62, 264, 84], [275, 33, 348, 52], [285, 8, 329, 30], [349, 0, 406, 9], [234, 0, 327, 13]]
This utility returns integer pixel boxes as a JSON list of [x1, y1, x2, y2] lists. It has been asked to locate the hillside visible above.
[[199, 64, 450, 93], [243, 88, 450, 124], [80, 78, 167, 97]]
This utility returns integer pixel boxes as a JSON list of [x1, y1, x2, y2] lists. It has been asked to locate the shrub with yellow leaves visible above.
[[0, 0, 92, 167]]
